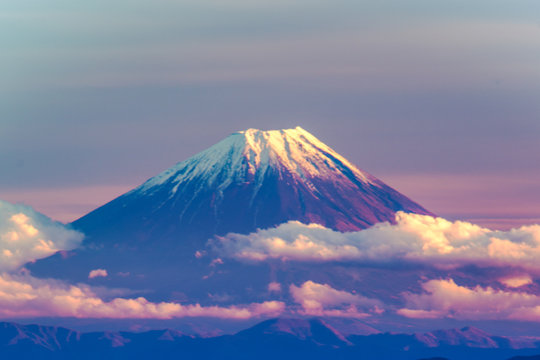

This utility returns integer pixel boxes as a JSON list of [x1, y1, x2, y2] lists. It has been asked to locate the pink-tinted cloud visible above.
[[0, 200, 83, 271], [398, 278, 540, 321], [290, 280, 382, 318], [215, 212, 540, 273], [499, 274, 533, 288], [0, 273, 284, 319], [88, 269, 108, 279]]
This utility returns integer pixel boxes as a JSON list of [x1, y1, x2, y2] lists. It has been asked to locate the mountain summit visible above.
[[73, 126, 431, 244]]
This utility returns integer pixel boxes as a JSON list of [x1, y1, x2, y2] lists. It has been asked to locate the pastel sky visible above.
[[1, 0, 539, 227]]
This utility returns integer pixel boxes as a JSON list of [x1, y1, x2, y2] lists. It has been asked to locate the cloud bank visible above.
[[216, 212, 540, 272], [398, 278, 540, 321], [0, 200, 83, 271], [0, 200, 285, 320], [5, 200, 540, 323], [0, 273, 284, 319]]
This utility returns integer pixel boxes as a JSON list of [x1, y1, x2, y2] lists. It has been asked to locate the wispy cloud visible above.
[[5, 1, 540, 92]]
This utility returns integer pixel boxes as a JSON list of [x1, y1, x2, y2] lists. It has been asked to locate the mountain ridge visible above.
[[1, 319, 539, 360]]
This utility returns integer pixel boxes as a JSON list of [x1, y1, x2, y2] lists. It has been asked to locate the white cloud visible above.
[[398, 278, 540, 321], [290, 281, 382, 318], [88, 269, 108, 279], [0, 273, 284, 319], [0, 200, 83, 271], [215, 212, 540, 273]]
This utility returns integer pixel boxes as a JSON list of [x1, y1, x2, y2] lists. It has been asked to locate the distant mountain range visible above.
[[2, 318, 539, 360]]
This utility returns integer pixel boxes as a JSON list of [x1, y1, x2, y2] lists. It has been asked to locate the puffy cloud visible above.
[[290, 281, 382, 318], [215, 212, 540, 272], [398, 278, 540, 321], [88, 269, 108, 279], [0, 273, 284, 319], [0, 200, 83, 271]]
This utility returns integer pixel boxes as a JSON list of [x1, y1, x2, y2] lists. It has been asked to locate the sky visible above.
[[1, 0, 540, 227]]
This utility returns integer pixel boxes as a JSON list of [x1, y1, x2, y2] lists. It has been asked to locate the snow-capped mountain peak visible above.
[[137, 126, 374, 196], [240, 126, 372, 182]]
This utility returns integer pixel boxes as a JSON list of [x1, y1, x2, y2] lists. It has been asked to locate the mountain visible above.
[[236, 318, 352, 346], [1, 320, 539, 360], [29, 127, 432, 302], [73, 126, 431, 242]]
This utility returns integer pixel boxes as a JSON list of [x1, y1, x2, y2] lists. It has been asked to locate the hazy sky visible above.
[[1, 0, 539, 226]]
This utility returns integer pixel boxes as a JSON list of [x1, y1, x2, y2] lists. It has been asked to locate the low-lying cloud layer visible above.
[[0, 273, 284, 319], [5, 200, 540, 323], [0, 200, 83, 271], [398, 278, 540, 321], [0, 200, 285, 320], [216, 212, 540, 272]]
